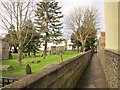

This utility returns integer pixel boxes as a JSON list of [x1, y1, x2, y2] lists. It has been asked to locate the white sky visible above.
[[0, 0, 105, 39], [56, 0, 105, 39]]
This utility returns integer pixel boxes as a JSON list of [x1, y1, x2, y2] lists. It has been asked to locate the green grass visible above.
[[0, 51, 79, 77]]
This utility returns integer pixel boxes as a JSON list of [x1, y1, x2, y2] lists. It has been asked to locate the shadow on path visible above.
[[76, 53, 109, 88]]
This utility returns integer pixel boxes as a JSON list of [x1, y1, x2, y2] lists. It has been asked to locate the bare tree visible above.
[[0, 0, 35, 65], [65, 7, 99, 52]]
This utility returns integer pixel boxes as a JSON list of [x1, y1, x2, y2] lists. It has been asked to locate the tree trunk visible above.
[[14, 47, 18, 53], [81, 43, 85, 52], [18, 48, 22, 65], [77, 46, 80, 52], [33, 50, 36, 57], [28, 50, 31, 57], [60, 51, 63, 61], [43, 39, 47, 59], [9, 46, 12, 53]]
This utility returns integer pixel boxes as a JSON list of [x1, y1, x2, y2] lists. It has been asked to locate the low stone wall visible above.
[[2, 50, 93, 89], [99, 49, 120, 88]]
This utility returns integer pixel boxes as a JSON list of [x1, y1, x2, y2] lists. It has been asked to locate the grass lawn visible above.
[[0, 51, 79, 77]]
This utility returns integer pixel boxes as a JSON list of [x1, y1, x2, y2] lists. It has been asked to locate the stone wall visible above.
[[2, 50, 93, 89], [99, 49, 120, 88], [0, 39, 9, 60]]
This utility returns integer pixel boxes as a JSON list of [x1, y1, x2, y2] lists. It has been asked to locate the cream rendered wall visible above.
[[118, 2, 120, 51], [104, 2, 120, 51]]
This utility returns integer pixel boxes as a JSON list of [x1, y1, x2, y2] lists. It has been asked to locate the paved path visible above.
[[76, 53, 109, 88]]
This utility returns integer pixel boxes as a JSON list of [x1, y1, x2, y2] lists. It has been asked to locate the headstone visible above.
[[0, 65, 14, 71], [56, 46, 65, 55], [7, 65, 14, 70], [9, 51, 12, 59], [51, 46, 57, 54], [24, 60, 41, 64], [36, 60, 41, 63], [25, 64, 32, 74], [31, 61, 34, 63]]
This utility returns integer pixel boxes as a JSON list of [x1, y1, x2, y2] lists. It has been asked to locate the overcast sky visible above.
[[56, 0, 104, 39], [0, 0, 104, 39]]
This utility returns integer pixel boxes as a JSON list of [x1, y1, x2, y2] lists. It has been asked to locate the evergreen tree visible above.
[[35, 0, 63, 59], [71, 33, 81, 52]]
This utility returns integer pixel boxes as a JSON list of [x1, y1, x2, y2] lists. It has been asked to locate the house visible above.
[[39, 39, 73, 51]]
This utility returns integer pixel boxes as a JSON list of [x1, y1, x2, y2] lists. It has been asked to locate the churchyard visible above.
[[0, 0, 99, 88], [0, 51, 79, 77]]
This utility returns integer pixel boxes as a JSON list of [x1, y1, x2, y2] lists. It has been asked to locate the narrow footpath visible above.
[[76, 53, 109, 88]]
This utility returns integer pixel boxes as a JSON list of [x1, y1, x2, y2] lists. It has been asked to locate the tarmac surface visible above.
[[76, 53, 109, 88]]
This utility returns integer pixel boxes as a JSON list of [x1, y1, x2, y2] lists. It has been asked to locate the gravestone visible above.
[[36, 60, 40, 63], [9, 51, 12, 59], [24, 60, 41, 64], [51, 46, 57, 54], [25, 64, 32, 74], [0, 65, 14, 71], [56, 46, 65, 55]]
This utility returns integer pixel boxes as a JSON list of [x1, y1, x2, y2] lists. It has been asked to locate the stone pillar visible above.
[[0, 39, 9, 60], [0, 40, 2, 60], [2, 41, 9, 60]]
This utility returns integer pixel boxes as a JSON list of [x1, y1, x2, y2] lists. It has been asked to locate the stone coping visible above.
[[105, 49, 120, 55]]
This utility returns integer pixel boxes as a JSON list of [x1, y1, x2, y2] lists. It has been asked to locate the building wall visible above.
[[104, 2, 120, 51], [39, 40, 73, 51], [99, 1, 120, 88], [98, 32, 106, 50], [118, 2, 120, 51], [67, 40, 73, 50]]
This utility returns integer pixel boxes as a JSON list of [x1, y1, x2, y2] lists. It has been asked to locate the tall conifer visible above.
[[35, 0, 63, 59]]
